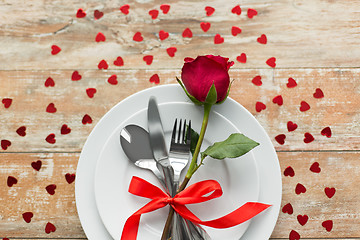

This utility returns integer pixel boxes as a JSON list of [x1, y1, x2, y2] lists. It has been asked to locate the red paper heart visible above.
[[1, 139, 11, 150], [266, 57, 276, 68], [310, 162, 321, 173], [272, 95, 283, 106], [149, 74, 160, 84], [16, 126, 26, 136], [82, 114, 92, 125], [214, 34, 224, 44], [166, 47, 177, 57], [275, 134, 286, 145], [86, 88, 96, 98], [149, 9, 159, 19], [205, 6, 215, 16], [231, 5, 242, 15], [289, 230, 300, 240], [247, 8, 258, 18], [182, 28, 193, 38], [200, 22, 211, 32], [321, 126, 332, 138], [120, 4, 130, 15], [300, 101, 310, 112], [45, 222, 56, 233], [65, 173, 76, 184], [71, 71, 82, 81], [231, 26, 242, 36], [282, 203, 293, 214], [46, 184, 56, 195], [251, 75, 262, 86], [45, 133, 56, 144], [143, 55, 153, 65], [46, 103, 57, 113], [7, 176, 17, 187], [313, 88, 324, 98], [95, 32, 106, 42], [94, 10, 104, 20], [22, 212, 33, 223], [304, 132, 314, 143], [133, 32, 143, 42], [61, 124, 71, 135], [255, 101, 266, 112], [287, 121, 298, 132], [51, 45, 61, 55], [45, 77, 55, 87], [287, 77, 297, 88], [322, 220, 333, 232], [2, 98, 12, 108], [107, 74, 118, 85], [236, 53, 246, 63], [159, 30, 169, 40], [160, 4, 170, 14], [284, 166, 295, 177], [325, 187, 336, 198], [31, 160, 42, 171], [76, 8, 86, 18], [98, 59, 109, 69], [297, 214, 309, 226], [257, 34, 267, 44], [114, 56, 124, 66], [295, 183, 306, 194]]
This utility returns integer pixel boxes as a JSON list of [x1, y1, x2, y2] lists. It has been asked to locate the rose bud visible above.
[[177, 55, 234, 105]]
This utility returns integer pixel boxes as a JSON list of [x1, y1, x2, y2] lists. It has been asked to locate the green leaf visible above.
[[205, 83, 217, 105], [184, 125, 200, 155], [176, 77, 203, 105], [201, 133, 259, 160]]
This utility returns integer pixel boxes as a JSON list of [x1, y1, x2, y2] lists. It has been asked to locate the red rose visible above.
[[179, 55, 234, 105]]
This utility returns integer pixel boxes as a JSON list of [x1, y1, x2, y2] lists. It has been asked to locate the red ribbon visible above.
[[121, 176, 271, 240]]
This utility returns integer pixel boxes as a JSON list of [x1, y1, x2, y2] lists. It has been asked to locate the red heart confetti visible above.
[[295, 183, 306, 194], [94, 10, 104, 20], [45, 134, 56, 144], [287, 121, 298, 132], [71, 71, 82, 81], [231, 26, 242, 36], [51, 45, 61, 55], [284, 166, 295, 177], [22, 212, 33, 223], [107, 74, 118, 85], [300, 101, 310, 112], [76, 8, 86, 18], [322, 220, 333, 232], [60, 124, 71, 135], [275, 134, 286, 145], [46, 103, 57, 113], [160, 4, 170, 14], [257, 34, 267, 44], [45, 77, 55, 87], [251, 75, 262, 86], [236, 53, 247, 63], [86, 88, 96, 98], [310, 162, 321, 173], [46, 184, 56, 195], [1, 140, 11, 150], [149, 9, 159, 19], [200, 22, 211, 32], [159, 30, 169, 40], [214, 34, 224, 44], [133, 32, 143, 42], [166, 47, 177, 57], [287, 77, 297, 88], [313, 88, 324, 98], [31, 160, 42, 171], [95, 32, 106, 42], [247, 8, 258, 18], [231, 5, 242, 15], [143, 55, 153, 65], [82, 114, 92, 124], [7, 176, 17, 187], [205, 6, 215, 16], [182, 28, 193, 38], [321, 126, 332, 138], [325, 187, 336, 198], [114, 56, 124, 66], [120, 4, 130, 15], [16, 126, 26, 136], [149, 74, 160, 84], [98, 59, 109, 69], [289, 230, 300, 240], [65, 173, 76, 184], [297, 214, 309, 226], [282, 203, 293, 214], [2, 98, 12, 108], [266, 57, 276, 68], [45, 222, 56, 233], [304, 132, 314, 143], [272, 95, 283, 106], [255, 101, 266, 112]]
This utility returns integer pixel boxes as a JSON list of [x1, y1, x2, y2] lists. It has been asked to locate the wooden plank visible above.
[[0, 68, 358, 152], [0, 152, 359, 238], [0, 0, 360, 70]]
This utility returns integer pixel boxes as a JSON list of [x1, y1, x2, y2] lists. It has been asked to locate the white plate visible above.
[[75, 84, 282, 240], [94, 102, 260, 240]]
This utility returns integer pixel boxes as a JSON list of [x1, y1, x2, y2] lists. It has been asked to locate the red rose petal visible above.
[[82, 114, 92, 125], [321, 126, 332, 138], [1, 139, 11, 150], [76, 8, 86, 18], [275, 134, 286, 145], [284, 166, 295, 177], [182, 28, 193, 38], [94, 10, 104, 20], [313, 88, 324, 98], [45, 133, 56, 144], [214, 34, 224, 44], [65, 173, 76, 184], [325, 187, 336, 198], [300, 101, 310, 112], [322, 220, 333, 232], [2, 98, 12, 108], [247, 8, 258, 18], [86, 88, 96, 98], [51, 45, 61, 55], [257, 34, 267, 44], [46, 184, 56, 195], [310, 162, 321, 173], [16, 126, 26, 137], [45, 222, 56, 233], [289, 230, 300, 240], [7, 176, 17, 187], [60, 124, 71, 135], [98, 59, 109, 69], [297, 214, 308, 226], [107, 74, 118, 85], [200, 22, 211, 32], [149, 74, 160, 84], [120, 4, 130, 15], [251, 76, 262, 86], [255, 101, 266, 112], [22, 212, 33, 223], [231, 5, 242, 15], [272, 95, 283, 106], [304, 132, 314, 143], [114, 56, 124, 66], [149, 9, 159, 19], [160, 4, 170, 14], [71, 71, 82, 81], [287, 77, 297, 88], [231, 26, 242, 36], [295, 183, 306, 194], [236, 53, 246, 63], [46, 103, 57, 113], [159, 30, 169, 40], [287, 121, 298, 132], [143, 55, 153, 65], [205, 6, 215, 16], [95, 32, 106, 42], [266, 57, 276, 68], [282, 203, 293, 214], [31, 160, 42, 171], [166, 47, 177, 57], [45, 77, 55, 87], [133, 32, 143, 42]]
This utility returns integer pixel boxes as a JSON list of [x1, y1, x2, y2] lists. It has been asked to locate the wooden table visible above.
[[1, 0, 359, 239]]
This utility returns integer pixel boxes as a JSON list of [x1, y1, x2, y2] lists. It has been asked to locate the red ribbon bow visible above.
[[121, 176, 271, 240]]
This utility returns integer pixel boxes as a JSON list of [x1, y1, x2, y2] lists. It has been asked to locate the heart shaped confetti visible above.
[[31, 160, 42, 171], [236, 53, 247, 63], [297, 214, 308, 226], [247, 8, 258, 18], [51, 45, 61, 55], [313, 88, 324, 98], [94, 10, 104, 20], [287, 77, 297, 88], [275, 134, 286, 145], [310, 162, 321, 173], [95, 32, 106, 42], [166, 47, 177, 57], [46, 103, 57, 113], [300, 101, 310, 112], [71, 71, 82, 81], [82, 114, 93, 125], [257, 34, 267, 44], [76, 8, 86, 18], [251, 75, 262, 86], [86, 88, 96, 98], [182, 28, 193, 38], [7, 176, 17, 187], [1, 140, 11, 150], [143, 55, 153, 65], [266, 57, 276, 68], [231, 26, 242, 36], [45, 222, 56, 233], [284, 166, 295, 177], [2, 98, 12, 108], [149, 74, 160, 84], [287, 121, 298, 132], [160, 4, 170, 14], [304, 132, 314, 143], [321, 126, 332, 138], [120, 4, 130, 15], [16, 126, 26, 136], [98, 59, 109, 69], [61, 124, 71, 135], [255, 101, 266, 112], [22, 212, 33, 223], [46, 184, 56, 195], [282, 203, 293, 214], [324, 187, 336, 198], [107, 74, 118, 85], [45, 133, 56, 144], [149, 9, 159, 19], [45, 77, 55, 87], [322, 220, 333, 232], [205, 6, 215, 16], [65, 173, 76, 184], [272, 95, 283, 106], [289, 230, 300, 240], [200, 22, 211, 32], [114, 56, 124, 66], [133, 32, 143, 42], [231, 5, 242, 15], [295, 183, 306, 194], [159, 30, 169, 40], [214, 34, 224, 44]]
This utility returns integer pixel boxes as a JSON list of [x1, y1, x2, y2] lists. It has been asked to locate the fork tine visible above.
[[171, 118, 177, 143], [182, 119, 187, 143], [177, 119, 182, 143], [186, 120, 191, 144]]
